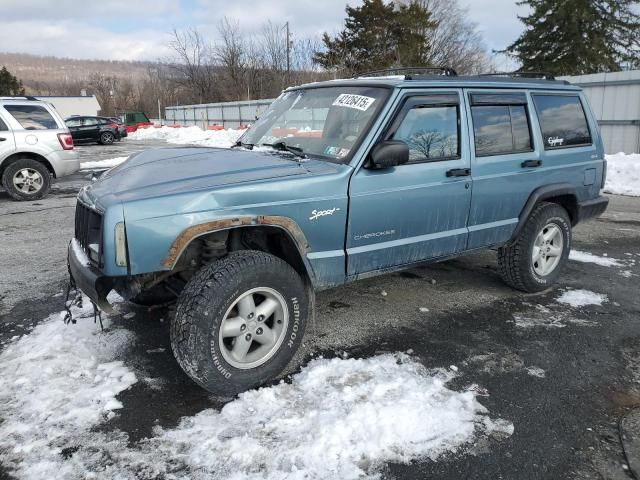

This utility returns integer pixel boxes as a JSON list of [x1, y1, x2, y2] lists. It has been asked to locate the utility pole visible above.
[[285, 21, 291, 85]]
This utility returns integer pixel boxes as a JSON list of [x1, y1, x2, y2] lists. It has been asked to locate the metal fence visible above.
[[560, 70, 640, 154], [165, 99, 275, 129]]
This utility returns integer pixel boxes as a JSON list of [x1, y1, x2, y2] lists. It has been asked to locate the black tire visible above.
[[497, 202, 571, 293], [171, 250, 309, 396], [1, 158, 51, 201], [99, 131, 115, 145]]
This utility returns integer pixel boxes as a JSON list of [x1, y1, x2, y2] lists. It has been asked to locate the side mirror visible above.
[[370, 140, 409, 169]]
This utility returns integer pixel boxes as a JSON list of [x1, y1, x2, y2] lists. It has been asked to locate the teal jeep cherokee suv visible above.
[[69, 68, 608, 394]]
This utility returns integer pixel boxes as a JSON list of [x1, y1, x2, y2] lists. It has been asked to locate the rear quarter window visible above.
[[532, 95, 592, 149], [0, 117, 8, 131], [4, 105, 59, 130]]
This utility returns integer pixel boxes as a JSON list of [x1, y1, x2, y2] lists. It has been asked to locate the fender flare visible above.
[[161, 215, 314, 278], [509, 183, 577, 242]]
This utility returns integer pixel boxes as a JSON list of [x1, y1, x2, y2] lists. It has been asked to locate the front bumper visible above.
[[576, 195, 609, 223], [68, 241, 115, 313]]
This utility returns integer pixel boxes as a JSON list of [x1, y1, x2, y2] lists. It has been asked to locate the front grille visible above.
[[74, 200, 103, 266]]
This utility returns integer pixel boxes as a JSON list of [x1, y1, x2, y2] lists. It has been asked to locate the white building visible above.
[[560, 70, 640, 154], [34, 95, 102, 119]]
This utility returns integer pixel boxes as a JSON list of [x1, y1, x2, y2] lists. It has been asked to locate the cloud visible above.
[[0, 20, 172, 61]]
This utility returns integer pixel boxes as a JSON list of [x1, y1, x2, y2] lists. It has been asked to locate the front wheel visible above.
[[170, 251, 309, 396], [497, 202, 571, 293]]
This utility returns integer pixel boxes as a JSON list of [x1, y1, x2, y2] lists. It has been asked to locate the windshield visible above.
[[240, 86, 390, 163]]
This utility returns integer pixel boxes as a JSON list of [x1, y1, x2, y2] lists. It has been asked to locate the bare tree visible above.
[[216, 17, 248, 100], [167, 28, 219, 103], [417, 0, 494, 74]]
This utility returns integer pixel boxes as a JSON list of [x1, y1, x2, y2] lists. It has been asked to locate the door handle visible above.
[[446, 168, 471, 177], [0, 137, 6, 142], [521, 160, 542, 168]]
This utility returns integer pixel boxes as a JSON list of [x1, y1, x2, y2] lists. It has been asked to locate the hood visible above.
[[84, 147, 318, 207]]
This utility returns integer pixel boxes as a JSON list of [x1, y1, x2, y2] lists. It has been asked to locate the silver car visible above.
[[0, 97, 80, 201]]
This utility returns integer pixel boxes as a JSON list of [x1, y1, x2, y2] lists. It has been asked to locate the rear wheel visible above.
[[497, 202, 571, 292], [2, 158, 51, 201], [99, 131, 115, 145], [170, 250, 309, 395]]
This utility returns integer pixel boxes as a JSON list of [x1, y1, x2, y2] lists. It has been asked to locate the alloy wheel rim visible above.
[[12, 168, 44, 194], [532, 223, 564, 276], [103, 133, 114, 143], [218, 287, 289, 369]]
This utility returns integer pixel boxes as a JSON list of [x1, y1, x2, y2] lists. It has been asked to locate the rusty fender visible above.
[[161, 215, 310, 269]]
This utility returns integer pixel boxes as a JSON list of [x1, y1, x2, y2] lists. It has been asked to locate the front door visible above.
[[346, 90, 472, 276]]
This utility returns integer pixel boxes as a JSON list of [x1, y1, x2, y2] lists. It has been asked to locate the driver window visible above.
[[392, 105, 460, 163]]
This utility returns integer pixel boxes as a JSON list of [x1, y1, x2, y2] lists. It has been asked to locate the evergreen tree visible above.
[[313, 0, 436, 75], [0, 66, 25, 96], [503, 0, 640, 75]]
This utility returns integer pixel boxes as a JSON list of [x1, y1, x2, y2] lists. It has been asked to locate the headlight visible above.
[[114, 222, 128, 267]]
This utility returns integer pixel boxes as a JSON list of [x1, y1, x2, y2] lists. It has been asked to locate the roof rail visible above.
[[0, 95, 40, 101], [353, 66, 458, 79], [478, 71, 556, 81]]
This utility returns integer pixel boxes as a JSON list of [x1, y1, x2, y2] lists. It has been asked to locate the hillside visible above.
[[0, 52, 160, 95]]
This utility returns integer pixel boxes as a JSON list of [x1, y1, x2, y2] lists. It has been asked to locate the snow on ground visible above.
[[129, 125, 243, 148], [140, 354, 512, 479], [80, 156, 129, 170], [604, 153, 640, 197], [569, 249, 622, 267], [512, 303, 596, 328], [556, 289, 608, 307], [0, 298, 137, 479], [0, 304, 513, 479]]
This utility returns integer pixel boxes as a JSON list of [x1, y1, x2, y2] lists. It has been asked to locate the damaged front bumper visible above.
[[68, 241, 116, 313]]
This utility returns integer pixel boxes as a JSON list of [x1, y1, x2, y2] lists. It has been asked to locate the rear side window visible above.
[[533, 95, 592, 149], [3, 105, 58, 130], [83, 118, 99, 126], [470, 93, 532, 157], [0, 117, 8, 131]]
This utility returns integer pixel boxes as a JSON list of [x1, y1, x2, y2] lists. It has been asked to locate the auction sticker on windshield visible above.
[[333, 94, 376, 111]]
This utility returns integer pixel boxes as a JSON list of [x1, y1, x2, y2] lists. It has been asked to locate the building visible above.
[[34, 95, 102, 119], [560, 70, 640, 154]]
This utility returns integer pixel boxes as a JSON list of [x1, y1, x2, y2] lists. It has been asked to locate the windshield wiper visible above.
[[263, 141, 307, 159], [232, 140, 254, 149]]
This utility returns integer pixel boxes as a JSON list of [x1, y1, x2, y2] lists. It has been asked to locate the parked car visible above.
[[68, 68, 608, 395], [108, 117, 127, 139], [64, 116, 120, 145], [0, 96, 79, 200]]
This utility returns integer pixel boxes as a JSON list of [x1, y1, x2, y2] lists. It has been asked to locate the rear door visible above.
[[0, 112, 16, 160], [464, 90, 540, 248], [346, 89, 472, 275], [80, 117, 101, 141]]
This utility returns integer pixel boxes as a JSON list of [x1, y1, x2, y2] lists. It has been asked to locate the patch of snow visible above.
[[141, 354, 511, 479], [556, 289, 608, 307], [525, 367, 546, 378], [604, 153, 640, 197], [0, 298, 136, 479], [569, 249, 622, 267], [129, 125, 243, 148], [80, 156, 128, 170]]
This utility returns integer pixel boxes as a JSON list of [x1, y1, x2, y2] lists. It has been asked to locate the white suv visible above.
[[0, 97, 80, 201]]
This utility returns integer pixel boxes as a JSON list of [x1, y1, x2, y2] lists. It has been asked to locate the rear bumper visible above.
[[48, 149, 80, 177], [68, 240, 115, 313], [576, 195, 609, 223]]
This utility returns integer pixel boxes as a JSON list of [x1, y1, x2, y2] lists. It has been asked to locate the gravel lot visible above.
[[1, 140, 639, 479]]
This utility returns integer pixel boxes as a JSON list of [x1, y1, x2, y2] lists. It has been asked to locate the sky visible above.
[[0, 0, 527, 64]]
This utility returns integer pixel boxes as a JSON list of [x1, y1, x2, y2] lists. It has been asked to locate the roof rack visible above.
[[353, 66, 458, 79], [478, 71, 556, 81], [0, 95, 40, 101]]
